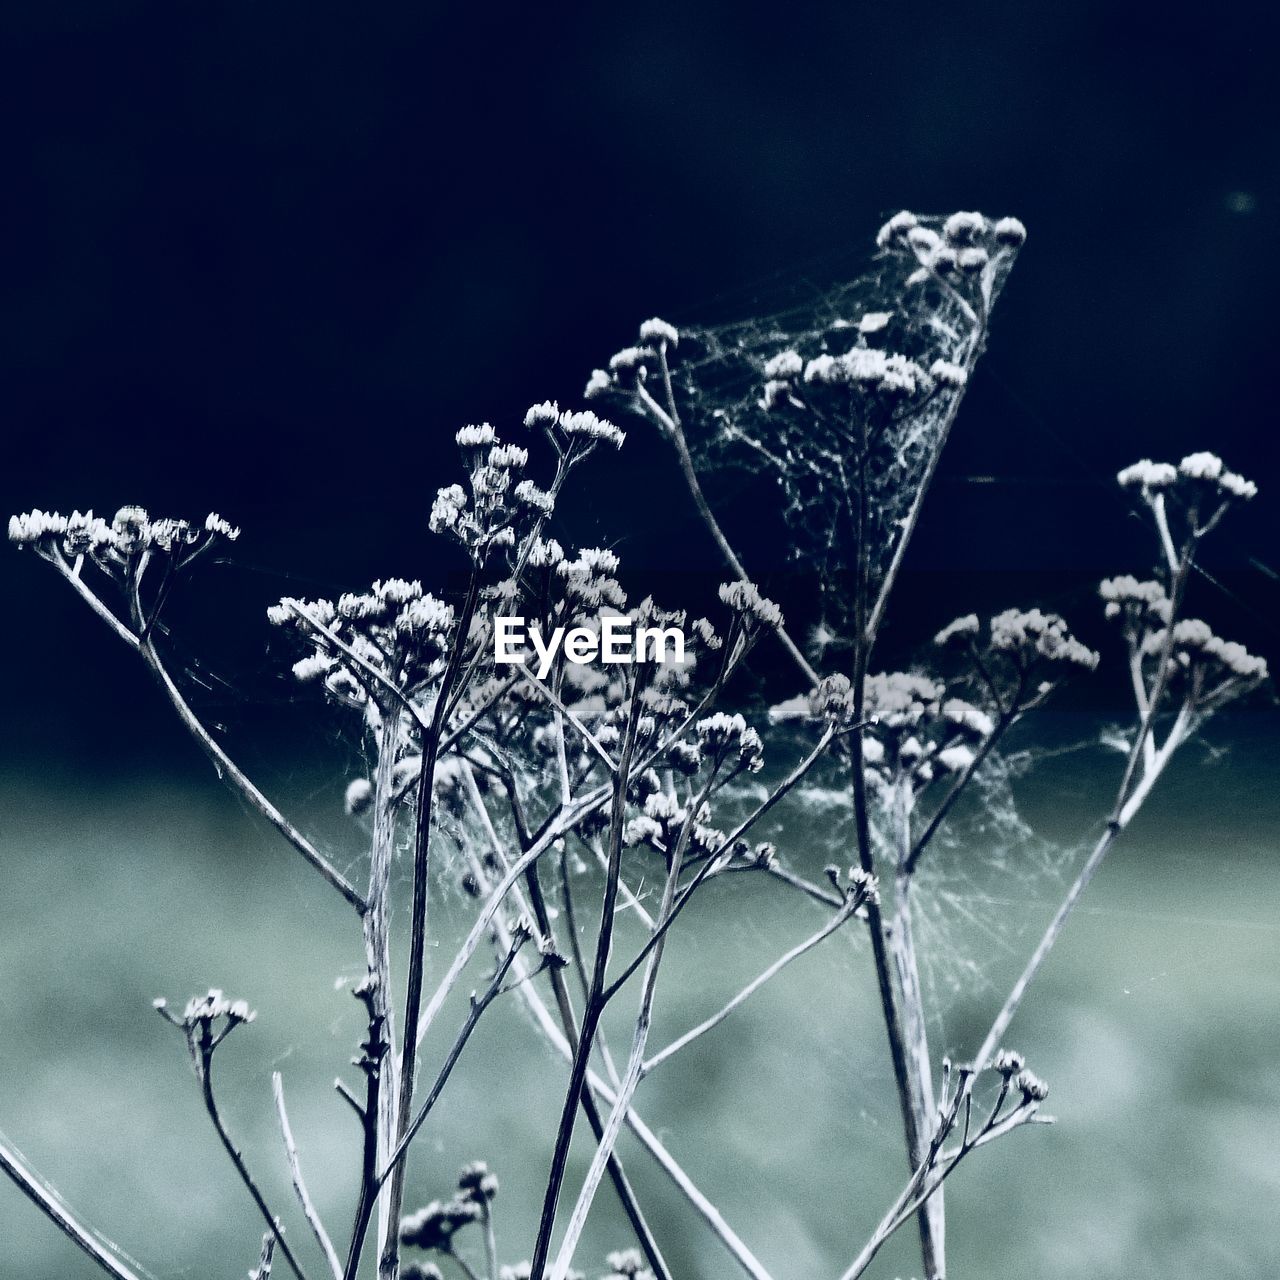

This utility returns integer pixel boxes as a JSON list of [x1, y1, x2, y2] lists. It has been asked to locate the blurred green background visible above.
[[2, 710, 1276, 1280]]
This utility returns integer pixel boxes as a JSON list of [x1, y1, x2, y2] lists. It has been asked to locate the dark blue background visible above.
[[3, 0, 1276, 765]]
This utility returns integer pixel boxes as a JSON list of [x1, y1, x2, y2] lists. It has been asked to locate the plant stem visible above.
[[528, 684, 646, 1280], [199, 1047, 309, 1280], [274, 1073, 344, 1280], [383, 571, 481, 1280], [0, 1137, 145, 1280]]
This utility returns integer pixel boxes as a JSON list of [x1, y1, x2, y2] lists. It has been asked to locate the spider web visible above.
[[656, 214, 1019, 633]]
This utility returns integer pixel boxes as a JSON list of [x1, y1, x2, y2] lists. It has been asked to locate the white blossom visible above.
[[638, 317, 679, 347], [1178, 451, 1223, 481], [929, 359, 968, 387], [718, 580, 783, 628], [934, 613, 980, 646], [875, 210, 918, 247], [344, 778, 374, 816], [524, 401, 560, 429], [1117, 459, 1178, 490], [993, 216, 1027, 247], [937, 744, 976, 773], [763, 350, 804, 379], [455, 423, 497, 449], [943, 211, 986, 244]]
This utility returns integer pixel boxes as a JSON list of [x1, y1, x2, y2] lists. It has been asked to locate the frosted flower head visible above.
[[526, 535, 564, 568], [934, 614, 980, 647], [111, 506, 151, 553], [906, 226, 941, 256], [524, 401, 560, 429], [455, 423, 497, 449], [293, 652, 337, 683], [488, 443, 528, 470], [863, 671, 943, 730], [875, 210, 918, 247], [9, 509, 70, 545], [1016, 1070, 1049, 1103], [1117, 459, 1178, 491], [1219, 470, 1257, 500], [993, 1049, 1025, 1078], [936, 744, 976, 773], [513, 479, 555, 513], [858, 311, 892, 336], [395, 594, 454, 639], [608, 346, 654, 375], [718, 580, 783, 629], [204, 513, 240, 541], [691, 616, 722, 651], [1099, 576, 1171, 625], [810, 673, 855, 724], [1144, 618, 1268, 684], [943, 211, 986, 244], [584, 369, 612, 399], [429, 484, 468, 534], [1178, 451, 1223, 482], [942, 697, 994, 737], [763, 349, 804, 380], [957, 246, 989, 274], [604, 1248, 651, 1279], [457, 1160, 499, 1204], [558, 409, 625, 450], [638, 317, 679, 347], [990, 608, 1099, 671], [993, 216, 1027, 247], [929, 359, 968, 388], [695, 711, 749, 755], [344, 777, 374, 816], [400, 1196, 482, 1251]]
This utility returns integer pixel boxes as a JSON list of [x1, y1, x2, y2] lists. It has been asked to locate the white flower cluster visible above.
[[802, 348, 927, 398], [875, 208, 1026, 286], [430, 422, 573, 553], [990, 608, 1100, 671], [9, 505, 239, 566], [524, 400, 626, 452], [556, 547, 627, 612], [942, 696, 995, 738], [1143, 618, 1268, 681], [154, 988, 255, 1038], [934, 613, 980, 647], [1099, 575, 1171, 625], [269, 578, 455, 707], [717, 580, 783, 629], [695, 711, 764, 772], [602, 1247, 657, 1280], [863, 671, 943, 729], [1117, 453, 1257, 502], [582, 318, 680, 401]]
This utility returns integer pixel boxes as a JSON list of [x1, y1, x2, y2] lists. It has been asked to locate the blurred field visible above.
[[2, 714, 1278, 1280]]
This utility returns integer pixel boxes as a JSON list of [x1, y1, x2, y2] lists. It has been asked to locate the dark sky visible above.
[[2, 0, 1276, 767]]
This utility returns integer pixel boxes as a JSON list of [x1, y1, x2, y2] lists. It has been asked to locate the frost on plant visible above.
[[2, 211, 1271, 1280]]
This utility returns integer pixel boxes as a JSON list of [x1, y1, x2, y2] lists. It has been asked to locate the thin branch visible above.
[[644, 905, 855, 1073], [272, 1073, 344, 1280], [52, 562, 365, 911], [529, 681, 647, 1280], [377, 938, 529, 1186], [604, 727, 836, 1002], [198, 1045, 310, 1280], [385, 570, 482, 1280], [0, 1136, 145, 1280]]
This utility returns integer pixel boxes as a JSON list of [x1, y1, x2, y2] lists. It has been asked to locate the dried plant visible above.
[[4, 210, 1268, 1280]]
